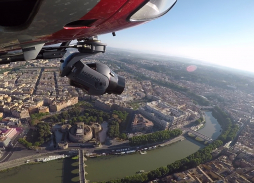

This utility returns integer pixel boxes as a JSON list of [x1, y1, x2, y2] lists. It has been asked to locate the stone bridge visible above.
[[79, 149, 86, 183]]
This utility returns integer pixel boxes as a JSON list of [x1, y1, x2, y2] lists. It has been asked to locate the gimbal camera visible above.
[[59, 39, 125, 96]]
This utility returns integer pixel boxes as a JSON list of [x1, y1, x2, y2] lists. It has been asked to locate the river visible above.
[[86, 139, 203, 182], [85, 111, 221, 182], [199, 111, 221, 140], [0, 158, 79, 183], [0, 159, 64, 183], [0, 111, 220, 183]]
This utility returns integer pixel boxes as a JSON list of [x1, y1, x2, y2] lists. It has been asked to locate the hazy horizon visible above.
[[107, 46, 254, 76], [100, 0, 254, 74]]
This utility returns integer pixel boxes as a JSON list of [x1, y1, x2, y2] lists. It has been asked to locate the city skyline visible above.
[[100, 0, 254, 73]]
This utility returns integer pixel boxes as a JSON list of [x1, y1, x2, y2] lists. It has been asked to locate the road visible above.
[[0, 141, 19, 163], [0, 150, 68, 171], [0, 124, 30, 163], [230, 119, 248, 147]]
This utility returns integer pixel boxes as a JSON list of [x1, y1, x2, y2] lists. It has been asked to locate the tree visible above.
[[53, 115, 58, 122], [61, 119, 65, 124], [77, 116, 83, 122], [18, 138, 32, 149], [129, 129, 182, 146], [73, 117, 77, 122], [195, 119, 202, 125], [212, 106, 237, 144], [158, 167, 169, 176], [98, 117, 103, 123], [34, 142, 40, 147], [62, 111, 69, 119], [120, 133, 127, 140], [35, 122, 51, 145]]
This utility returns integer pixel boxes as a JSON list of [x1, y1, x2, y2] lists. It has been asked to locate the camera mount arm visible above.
[[0, 37, 106, 65]]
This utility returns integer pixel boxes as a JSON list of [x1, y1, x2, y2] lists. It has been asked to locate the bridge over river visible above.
[[182, 128, 213, 143], [79, 149, 87, 183]]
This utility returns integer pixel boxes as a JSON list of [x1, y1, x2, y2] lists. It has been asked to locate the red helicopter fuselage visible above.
[[0, 0, 158, 53]]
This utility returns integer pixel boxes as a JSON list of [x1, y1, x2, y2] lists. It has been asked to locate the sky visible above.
[[100, 0, 254, 72]]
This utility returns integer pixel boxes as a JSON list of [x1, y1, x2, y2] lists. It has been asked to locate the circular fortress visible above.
[[69, 122, 93, 143]]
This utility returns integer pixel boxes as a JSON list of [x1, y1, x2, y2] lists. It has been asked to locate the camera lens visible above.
[[106, 75, 125, 95], [114, 76, 125, 95]]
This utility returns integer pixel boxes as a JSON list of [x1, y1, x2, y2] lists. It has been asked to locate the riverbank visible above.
[[0, 150, 68, 172], [0, 134, 184, 171], [191, 122, 205, 131], [86, 135, 186, 158], [190, 116, 206, 131], [85, 139, 204, 182], [86, 111, 222, 182]]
